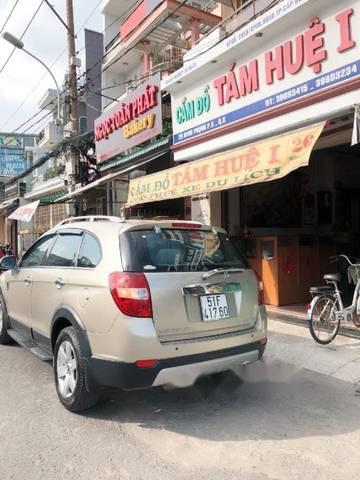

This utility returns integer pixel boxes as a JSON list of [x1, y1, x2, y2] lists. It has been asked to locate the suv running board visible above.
[[7, 329, 52, 362]]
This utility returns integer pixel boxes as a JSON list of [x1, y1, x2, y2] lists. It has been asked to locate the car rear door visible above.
[[120, 225, 259, 343], [30, 230, 83, 341]]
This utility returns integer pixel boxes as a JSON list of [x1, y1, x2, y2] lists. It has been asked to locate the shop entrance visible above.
[[223, 122, 359, 310]]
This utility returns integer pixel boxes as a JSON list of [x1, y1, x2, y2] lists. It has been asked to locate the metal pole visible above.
[[66, 0, 79, 190], [22, 47, 61, 123]]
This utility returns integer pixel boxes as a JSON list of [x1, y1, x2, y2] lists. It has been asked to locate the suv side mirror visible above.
[[0, 255, 17, 271]]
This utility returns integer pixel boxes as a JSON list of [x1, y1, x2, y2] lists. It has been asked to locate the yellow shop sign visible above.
[[126, 122, 325, 207]]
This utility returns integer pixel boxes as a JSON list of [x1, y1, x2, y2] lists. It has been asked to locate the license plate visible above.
[[200, 294, 230, 321]]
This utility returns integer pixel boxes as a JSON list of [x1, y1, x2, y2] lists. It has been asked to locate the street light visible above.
[[1, 31, 62, 124]]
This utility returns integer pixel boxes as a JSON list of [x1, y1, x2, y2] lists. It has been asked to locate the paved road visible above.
[[1, 320, 360, 480]]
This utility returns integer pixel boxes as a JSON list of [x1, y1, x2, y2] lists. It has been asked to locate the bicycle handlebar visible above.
[[329, 254, 360, 266]]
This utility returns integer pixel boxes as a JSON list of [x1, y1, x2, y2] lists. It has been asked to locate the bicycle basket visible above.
[[347, 265, 360, 284]]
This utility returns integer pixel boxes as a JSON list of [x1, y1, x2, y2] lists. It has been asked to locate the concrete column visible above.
[[209, 191, 222, 228], [143, 52, 152, 73], [191, 192, 223, 228], [191, 19, 200, 47]]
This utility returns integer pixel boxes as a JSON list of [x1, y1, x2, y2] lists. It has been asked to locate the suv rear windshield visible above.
[[120, 228, 248, 272]]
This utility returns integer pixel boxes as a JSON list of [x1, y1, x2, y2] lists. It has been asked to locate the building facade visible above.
[[125, 0, 360, 306], [59, 0, 236, 218], [0, 132, 38, 251], [4, 29, 104, 254]]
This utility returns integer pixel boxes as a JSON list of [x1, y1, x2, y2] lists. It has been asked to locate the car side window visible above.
[[46, 233, 82, 267], [77, 233, 101, 268], [20, 235, 56, 268]]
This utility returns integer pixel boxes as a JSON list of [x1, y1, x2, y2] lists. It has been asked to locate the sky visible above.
[[0, 0, 103, 134]]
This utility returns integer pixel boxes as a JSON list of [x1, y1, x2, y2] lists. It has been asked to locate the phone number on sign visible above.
[[315, 64, 358, 88], [265, 85, 309, 107], [264, 63, 359, 109]]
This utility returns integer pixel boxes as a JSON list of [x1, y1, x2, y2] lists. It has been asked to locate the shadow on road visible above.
[[84, 356, 360, 442]]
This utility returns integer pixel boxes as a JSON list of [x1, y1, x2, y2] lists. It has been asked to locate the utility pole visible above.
[[66, 0, 79, 190]]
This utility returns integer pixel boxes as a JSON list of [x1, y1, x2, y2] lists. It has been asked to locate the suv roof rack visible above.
[[56, 216, 124, 226]]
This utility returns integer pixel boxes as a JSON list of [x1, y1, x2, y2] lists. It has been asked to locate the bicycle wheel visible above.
[[309, 295, 340, 345]]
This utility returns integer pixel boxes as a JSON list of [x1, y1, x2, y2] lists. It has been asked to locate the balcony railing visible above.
[[104, 0, 222, 57], [196, 0, 274, 45]]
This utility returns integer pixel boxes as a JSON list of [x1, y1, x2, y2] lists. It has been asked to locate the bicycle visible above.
[[307, 254, 360, 344]]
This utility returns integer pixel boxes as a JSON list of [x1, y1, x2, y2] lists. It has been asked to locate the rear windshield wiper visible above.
[[202, 267, 246, 280]]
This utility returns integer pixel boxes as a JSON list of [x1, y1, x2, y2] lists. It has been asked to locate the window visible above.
[[120, 228, 248, 273], [46, 233, 82, 267], [21, 235, 56, 268], [77, 233, 101, 268]]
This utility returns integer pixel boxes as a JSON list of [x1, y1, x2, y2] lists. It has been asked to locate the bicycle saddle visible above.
[[323, 273, 341, 282]]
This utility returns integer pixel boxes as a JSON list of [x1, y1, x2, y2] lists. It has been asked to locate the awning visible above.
[[8, 200, 40, 222], [56, 151, 167, 203], [126, 122, 325, 207]]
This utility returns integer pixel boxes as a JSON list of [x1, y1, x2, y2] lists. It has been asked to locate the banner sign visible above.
[[169, 0, 360, 148], [94, 72, 162, 163], [8, 200, 40, 223], [126, 123, 324, 206], [0, 147, 26, 175]]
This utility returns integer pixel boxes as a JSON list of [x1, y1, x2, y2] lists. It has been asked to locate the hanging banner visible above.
[[126, 122, 324, 207], [8, 200, 40, 223]]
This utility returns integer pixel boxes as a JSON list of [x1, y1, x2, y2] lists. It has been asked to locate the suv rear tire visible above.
[[0, 292, 12, 345], [54, 327, 99, 412]]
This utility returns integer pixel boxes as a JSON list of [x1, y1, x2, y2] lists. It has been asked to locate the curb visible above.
[[267, 312, 360, 340]]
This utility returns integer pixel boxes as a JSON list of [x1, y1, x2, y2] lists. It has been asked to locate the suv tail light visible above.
[[254, 272, 265, 306], [109, 272, 153, 318]]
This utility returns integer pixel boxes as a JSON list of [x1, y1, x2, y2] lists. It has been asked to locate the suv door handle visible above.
[[24, 276, 31, 286], [55, 278, 65, 289]]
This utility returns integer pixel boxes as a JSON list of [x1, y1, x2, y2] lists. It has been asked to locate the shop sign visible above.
[[163, 0, 311, 88], [0, 135, 23, 148], [170, 0, 360, 147], [95, 73, 162, 163], [126, 123, 324, 207], [0, 148, 26, 176], [8, 200, 40, 223]]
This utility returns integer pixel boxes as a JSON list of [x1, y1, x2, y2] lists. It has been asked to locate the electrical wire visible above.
[[0, 0, 20, 34], [0, 48, 66, 130], [4, 0, 282, 186], [81, 0, 270, 100], [0, 0, 140, 132], [94, 0, 280, 95], [0, 0, 103, 131], [4, 0, 191, 138], [0, 0, 44, 75], [2, 0, 280, 147], [77, 0, 190, 101], [0, 97, 57, 147], [76, 0, 143, 83]]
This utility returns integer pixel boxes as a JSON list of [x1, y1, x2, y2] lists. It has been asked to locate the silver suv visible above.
[[0, 216, 267, 412]]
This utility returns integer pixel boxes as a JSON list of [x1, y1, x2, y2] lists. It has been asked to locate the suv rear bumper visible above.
[[86, 339, 266, 390]]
